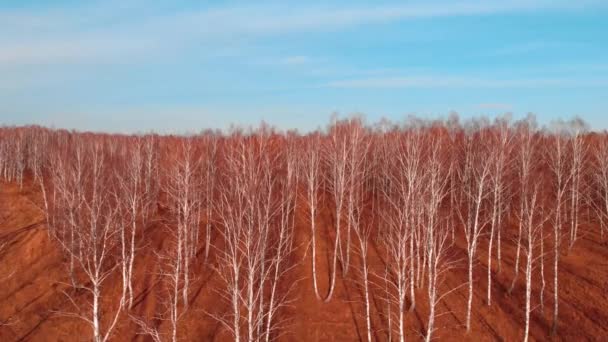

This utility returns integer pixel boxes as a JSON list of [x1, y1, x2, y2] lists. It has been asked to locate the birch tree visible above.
[[322, 119, 350, 302], [347, 135, 372, 342], [202, 133, 218, 263], [163, 139, 202, 310], [215, 129, 291, 341], [520, 185, 547, 342], [115, 138, 146, 309], [457, 130, 494, 332], [509, 119, 537, 294], [545, 130, 574, 335], [48, 140, 124, 342], [422, 137, 453, 342], [593, 135, 608, 240], [302, 133, 324, 300], [343, 117, 368, 276], [486, 118, 512, 305], [264, 138, 298, 341], [568, 123, 587, 251], [394, 130, 424, 312], [379, 130, 417, 342]]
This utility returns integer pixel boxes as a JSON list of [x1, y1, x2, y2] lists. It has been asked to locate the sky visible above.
[[1, 0, 608, 133]]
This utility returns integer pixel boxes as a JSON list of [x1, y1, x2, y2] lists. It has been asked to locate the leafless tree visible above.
[[163, 139, 202, 310], [115, 138, 146, 309], [545, 131, 573, 334], [486, 118, 512, 305], [15, 131, 25, 189], [520, 185, 548, 342], [264, 138, 298, 342], [379, 188, 411, 342], [47, 138, 87, 287], [353, 216, 373, 342], [322, 119, 350, 302], [457, 130, 494, 332], [215, 129, 296, 341], [48, 140, 124, 342], [140, 134, 160, 233], [0, 129, 26, 187], [379, 130, 422, 342], [509, 119, 537, 295], [421, 137, 454, 342], [130, 218, 190, 342], [568, 124, 587, 251], [301, 132, 324, 300], [346, 134, 372, 342], [343, 118, 369, 276], [593, 135, 608, 240], [394, 130, 424, 312], [201, 133, 219, 264]]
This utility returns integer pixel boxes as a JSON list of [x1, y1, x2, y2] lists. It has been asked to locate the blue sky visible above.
[[1, 0, 608, 133]]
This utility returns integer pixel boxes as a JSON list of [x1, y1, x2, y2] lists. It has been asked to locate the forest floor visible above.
[[1, 179, 607, 341]]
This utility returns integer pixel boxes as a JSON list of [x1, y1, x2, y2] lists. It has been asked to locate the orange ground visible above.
[[1, 179, 607, 341]]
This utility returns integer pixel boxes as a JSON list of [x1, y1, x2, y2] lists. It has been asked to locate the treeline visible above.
[[0, 114, 606, 341]]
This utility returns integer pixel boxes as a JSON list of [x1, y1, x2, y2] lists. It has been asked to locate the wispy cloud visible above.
[[280, 56, 311, 65], [476, 103, 513, 111], [485, 41, 581, 56], [326, 76, 608, 89], [0, 37, 155, 66], [1, 0, 604, 67]]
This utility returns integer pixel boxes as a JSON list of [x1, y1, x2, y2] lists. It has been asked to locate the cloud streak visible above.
[[476, 103, 513, 111], [1, 0, 605, 67], [326, 76, 608, 89], [280, 56, 311, 65]]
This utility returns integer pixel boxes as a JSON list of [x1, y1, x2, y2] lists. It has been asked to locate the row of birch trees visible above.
[[0, 114, 605, 341]]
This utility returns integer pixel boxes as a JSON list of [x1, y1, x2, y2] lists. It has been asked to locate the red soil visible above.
[[1, 179, 607, 341]]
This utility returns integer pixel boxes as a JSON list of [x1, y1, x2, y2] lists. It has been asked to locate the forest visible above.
[[0, 114, 607, 341]]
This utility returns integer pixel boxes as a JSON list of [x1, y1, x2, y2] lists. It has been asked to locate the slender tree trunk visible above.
[[399, 283, 405, 342], [247, 266, 255, 342], [120, 222, 128, 306], [204, 221, 211, 263], [540, 223, 545, 314], [233, 263, 241, 342], [425, 277, 436, 342], [552, 207, 561, 335], [409, 224, 416, 311], [127, 209, 137, 308], [93, 285, 101, 342], [344, 194, 353, 276], [466, 248, 474, 332], [359, 238, 372, 342], [172, 224, 183, 342], [384, 267, 393, 342], [182, 225, 190, 309], [311, 206, 322, 300], [487, 226, 494, 305], [497, 208, 502, 273], [524, 235, 533, 342], [69, 225, 76, 287], [324, 212, 341, 303], [487, 189, 499, 305], [509, 202, 525, 294]]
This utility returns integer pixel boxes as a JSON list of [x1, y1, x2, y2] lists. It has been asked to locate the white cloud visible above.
[[326, 76, 608, 88], [476, 103, 513, 111], [485, 41, 583, 56], [280, 56, 311, 65], [0, 103, 327, 134], [0, 37, 155, 65], [1, 0, 604, 67]]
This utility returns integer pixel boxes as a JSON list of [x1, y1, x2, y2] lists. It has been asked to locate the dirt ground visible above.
[[1, 179, 607, 341]]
